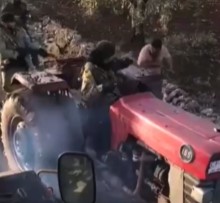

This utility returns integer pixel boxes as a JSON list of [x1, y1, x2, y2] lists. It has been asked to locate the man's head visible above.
[[150, 38, 162, 57], [1, 13, 16, 28], [89, 40, 116, 67], [96, 40, 116, 62]]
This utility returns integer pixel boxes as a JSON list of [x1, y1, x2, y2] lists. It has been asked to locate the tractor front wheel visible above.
[[1, 88, 84, 171], [1, 89, 39, 171]]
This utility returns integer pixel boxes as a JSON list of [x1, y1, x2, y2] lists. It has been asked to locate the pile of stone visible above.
[[162, 80, 200, 113], [162, 79, 220, 124], [29, 16, 95, 59]]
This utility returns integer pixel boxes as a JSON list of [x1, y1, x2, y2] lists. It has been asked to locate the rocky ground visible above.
[[162, 80, 220, 123]]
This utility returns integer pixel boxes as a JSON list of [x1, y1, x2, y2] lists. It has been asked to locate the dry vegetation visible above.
[[28, 0, 220, 94]]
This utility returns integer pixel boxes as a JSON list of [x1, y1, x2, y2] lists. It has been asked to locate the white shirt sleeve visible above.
[[161, 46, 171, 59], [137, 44, 151, 67]]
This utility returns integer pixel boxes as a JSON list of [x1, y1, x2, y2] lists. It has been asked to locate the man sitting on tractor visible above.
[[0, 13, 48, 92], [80, 40, 133, 159], [137, 38, 173, 98]]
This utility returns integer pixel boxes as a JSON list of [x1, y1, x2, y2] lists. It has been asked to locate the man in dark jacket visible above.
[[80, 40, 133, 106], [80, 40, 133, 158]]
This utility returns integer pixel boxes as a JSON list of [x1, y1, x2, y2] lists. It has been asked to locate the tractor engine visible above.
[[103, 138, 170, 202], [107, 92, 220, 203]]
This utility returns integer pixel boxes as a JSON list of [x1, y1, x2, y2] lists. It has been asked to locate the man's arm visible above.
[[24, 54, 36, 70], [137, 45, 149, 68], [22, 29, 39, 50], [20, 29, 49, 58], [164, 56, 173, 71], [162, 47, 173, 72], [0, 34, 18, 59], [81, 63, 100, 102], [107, 57, 134, 72], [81, 63, 116, 103]]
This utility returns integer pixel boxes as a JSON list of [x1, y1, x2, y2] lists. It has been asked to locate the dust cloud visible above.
[[27, 93, 144, 203], [25, 93, 85, 170]]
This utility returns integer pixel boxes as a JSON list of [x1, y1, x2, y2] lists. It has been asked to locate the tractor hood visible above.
[[110, 93, 220, 180]]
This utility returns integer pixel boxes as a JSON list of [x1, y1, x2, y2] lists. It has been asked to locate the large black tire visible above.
[[1, 88, 84, 171], [1, 88, 32, 170]]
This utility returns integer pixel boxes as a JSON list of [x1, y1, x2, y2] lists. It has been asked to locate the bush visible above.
[[77, 0, 128, 15], [76, 0, 208, 33], [164, 32, 220, 92]]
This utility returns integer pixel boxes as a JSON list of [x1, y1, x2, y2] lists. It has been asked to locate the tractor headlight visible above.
[[208, 160, 220, 174]]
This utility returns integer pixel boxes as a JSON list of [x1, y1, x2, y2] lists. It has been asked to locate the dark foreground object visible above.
[[0, 171, 59, 203]]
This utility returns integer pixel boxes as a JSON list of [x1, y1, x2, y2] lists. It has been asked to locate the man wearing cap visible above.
[[0, 13, 48, 92]]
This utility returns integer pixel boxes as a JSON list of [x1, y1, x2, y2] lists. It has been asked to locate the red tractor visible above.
[[1, 55, 220, 203], [95, 65, 220, 203], [106, 92, 220, 203], [0, 57, 85, 171]]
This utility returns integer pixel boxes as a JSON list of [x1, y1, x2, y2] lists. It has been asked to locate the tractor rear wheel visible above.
[[1, 88, 84, 171]]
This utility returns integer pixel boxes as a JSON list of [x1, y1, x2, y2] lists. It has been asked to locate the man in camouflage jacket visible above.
[[80, 40, 133, 158], [0, 13, 48, 92]]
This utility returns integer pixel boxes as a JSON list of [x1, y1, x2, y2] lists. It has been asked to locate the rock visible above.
[[161, 78, 218, 122], [78, 42, 95, 57], [180, 102, 186, 109], [163, 83, 177, 94], [29, 16, 96, 60], [162, 93, 168, 102], [42, 16, 51, 27], [55, 28, 71, 49], [45, 42, 60, 58], [183, 97, 191, 104], [172, 96, 182, 106], [201, 108, 213, 117], [186, 100, 200, 113], [164, 90, 178, 102]]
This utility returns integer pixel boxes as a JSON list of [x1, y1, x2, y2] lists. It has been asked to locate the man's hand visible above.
[[29, 65, 37, 72], [124, 57, 134, 66], [164, 57, 173, 73], [26, 13, 31, 19], [102, 81, 117, 93]]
